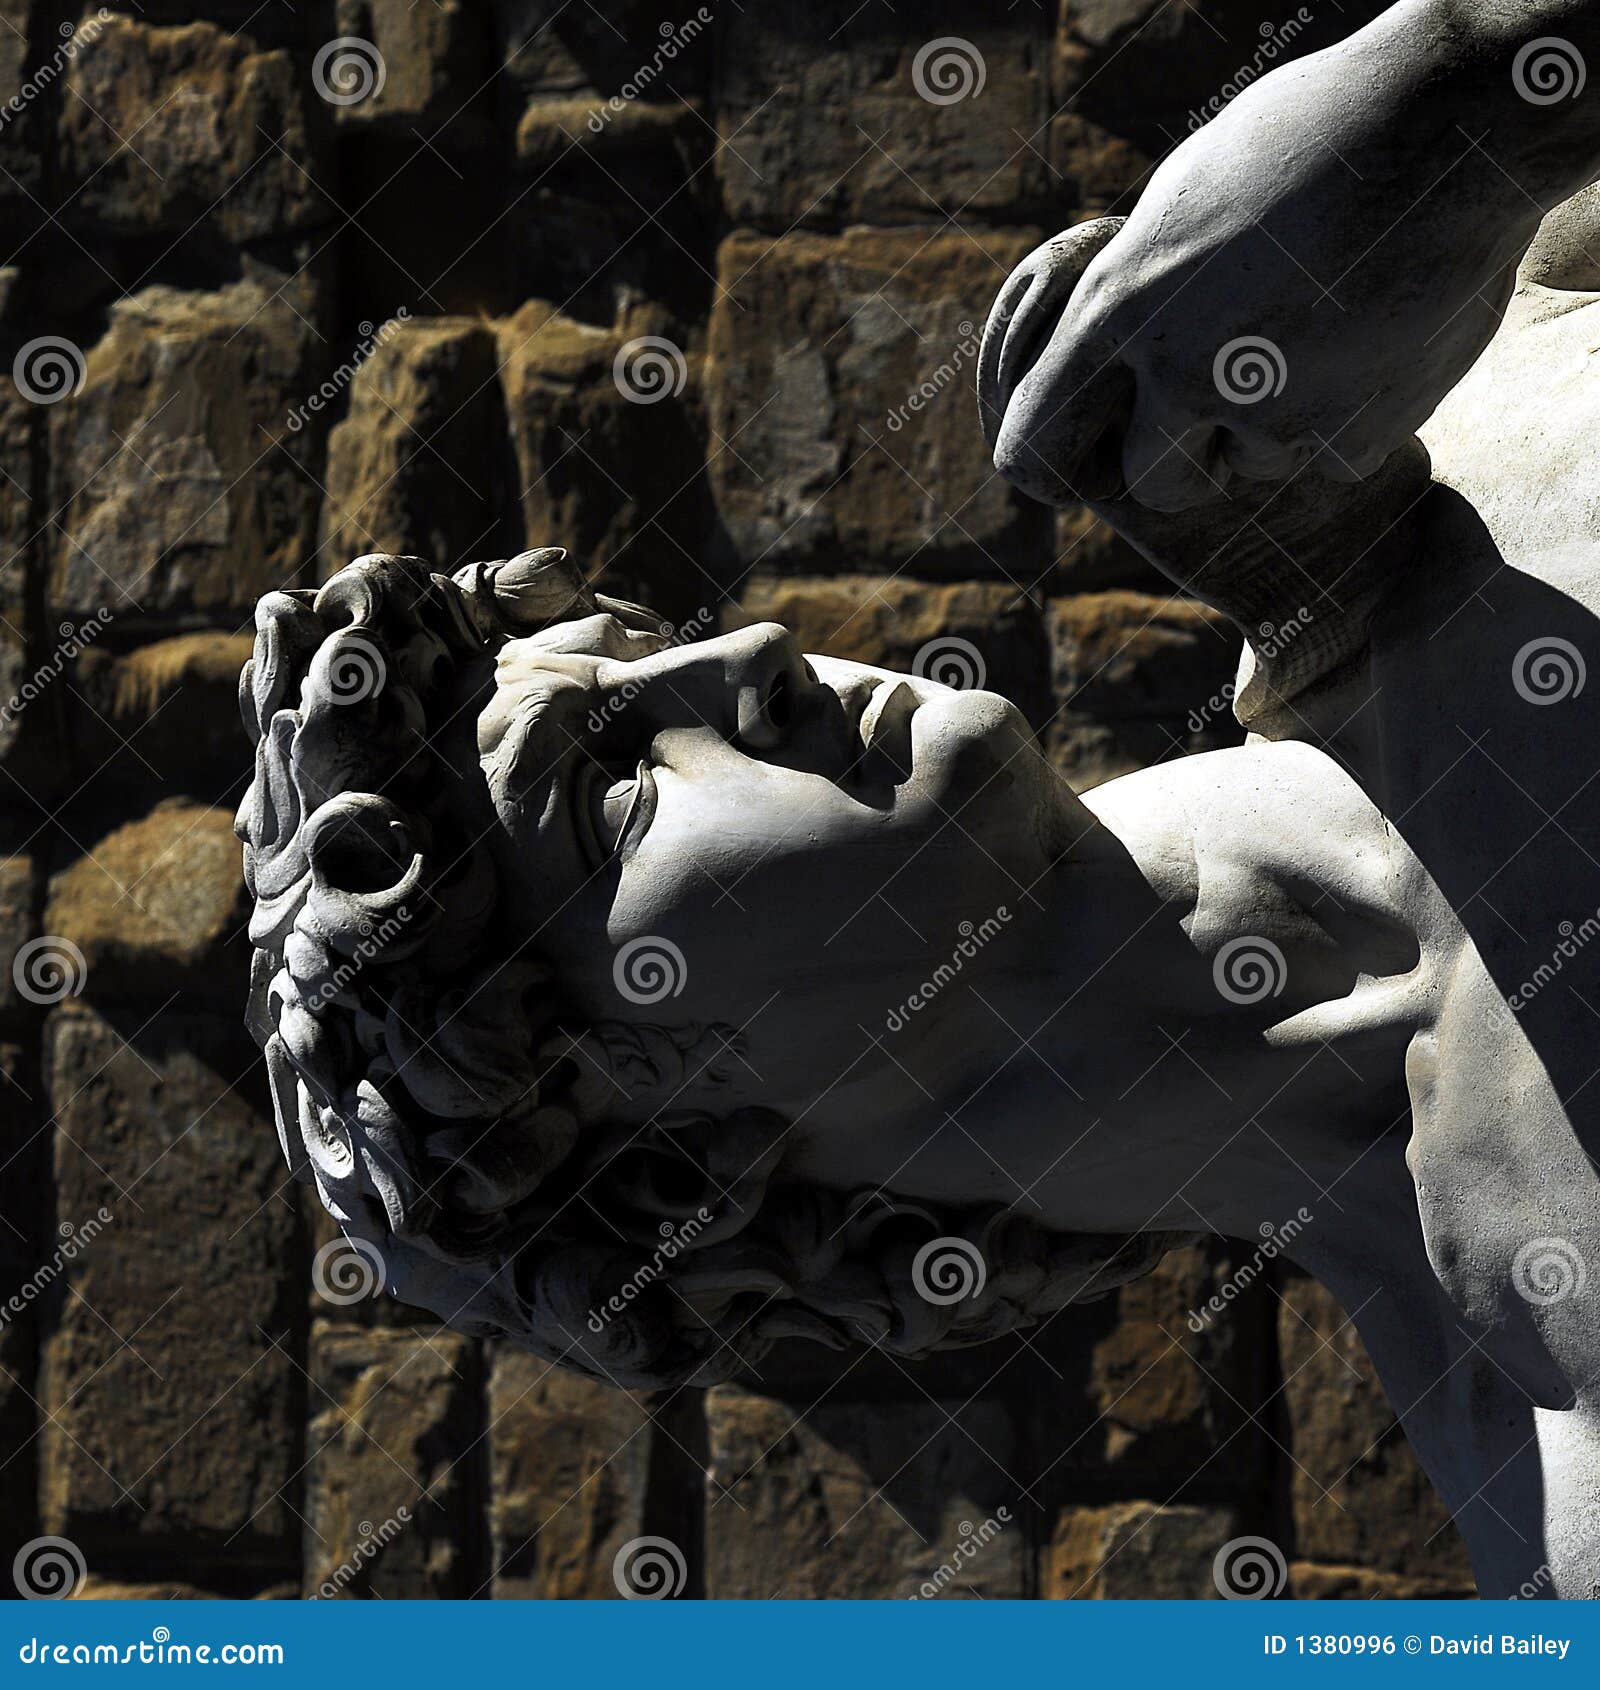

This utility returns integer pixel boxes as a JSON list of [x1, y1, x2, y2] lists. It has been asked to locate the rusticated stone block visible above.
[[716, 4, 1050, 227], [1055, 506, 1167, 594], [494, 4, 713, 317], [726, 575, 1050, 729], [495, 1, 712, 104], [64, 633, 254, 794], [1047, 115, 1153, 216], [304, 1323, 482, 1599], [40, 1006, 302, 1572], [57, 15, 332, 242], [506, 98, 715, 318], [1290, 1561, 1476, 1600], [1050, 591, 1240, 720], [44, 800, 248, 1004], [1046, 1501, 1243, 1599], [709, 228, 1049, 581], [487, 1348, 700, 1599], [1063, 1239, 1272, 1494], [705, 1388, 1025, 1598], [1047, 591, 1243, 786], [47, 280, 321, 621], [73, 1579, 223, 1600], [0, 382, 40, 775], [496, 301, 711, 617], [320, 317, 508, 576], [108, 4, 308, 47], [329, 0, 493, 137], [0, 1043, 43, 1576], [0, 851, 39, 1026], [1279, 1276, 1473, 1584], [0, 2, 46, 209]]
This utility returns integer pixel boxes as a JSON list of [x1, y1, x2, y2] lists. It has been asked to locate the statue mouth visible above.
[[829, 674, 918, 790], [857, 679, 918, 783]]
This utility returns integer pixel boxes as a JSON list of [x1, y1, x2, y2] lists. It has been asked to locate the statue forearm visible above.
[[981, 0, 1600, 528], [1393, 0, 1600, 205]]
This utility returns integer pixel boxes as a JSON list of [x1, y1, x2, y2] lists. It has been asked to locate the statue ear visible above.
[[551, 1021, 744, 1115]]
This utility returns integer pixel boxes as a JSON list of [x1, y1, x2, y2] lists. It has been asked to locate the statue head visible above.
[[238, 549, 1179, 1387]]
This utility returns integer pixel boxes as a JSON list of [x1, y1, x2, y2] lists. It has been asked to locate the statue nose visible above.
[[628, 623, 803, 741]]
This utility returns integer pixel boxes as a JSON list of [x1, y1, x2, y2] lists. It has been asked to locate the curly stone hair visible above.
[[236, 549, 1181, 1387]]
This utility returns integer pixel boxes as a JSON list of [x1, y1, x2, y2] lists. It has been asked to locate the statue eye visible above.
[[573, 757, 657, 868]]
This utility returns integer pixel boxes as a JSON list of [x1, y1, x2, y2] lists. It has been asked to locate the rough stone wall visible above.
[[0, 0, 1474, 1599]]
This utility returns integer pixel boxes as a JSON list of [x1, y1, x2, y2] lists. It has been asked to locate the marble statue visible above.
[[240, 1, 1600, 1597]]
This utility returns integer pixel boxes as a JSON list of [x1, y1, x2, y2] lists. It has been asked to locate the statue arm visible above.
[[982, 0, 1600, 518]]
